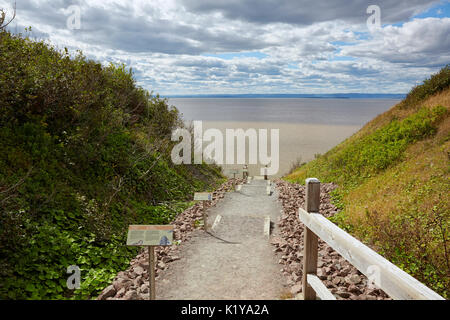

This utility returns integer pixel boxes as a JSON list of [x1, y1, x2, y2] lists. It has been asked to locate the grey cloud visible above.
[[7, 0, 269, 54], [182, 0, 439, 25]]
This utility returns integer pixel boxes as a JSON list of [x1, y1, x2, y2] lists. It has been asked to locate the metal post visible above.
[[148, 246, 156, 300], [202, 200, 207, 231]]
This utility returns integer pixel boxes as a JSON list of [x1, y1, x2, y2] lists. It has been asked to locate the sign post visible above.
[[194, 192, 212, 231], [226, 169, 240, 190], [126, 225, 174, 300], [148, 246, 156, 300]]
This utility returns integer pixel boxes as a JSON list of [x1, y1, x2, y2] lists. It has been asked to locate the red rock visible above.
[[113, 278, 132, 291], [337, 291, 351, 299], [134, 266, 144, 275], [346, 274, 361, 285], [98, 285, 116, 300], [123, 291, 138, 300], [290, 283, 302, 294]]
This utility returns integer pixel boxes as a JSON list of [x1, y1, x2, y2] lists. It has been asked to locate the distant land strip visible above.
[[164, 93, 406, 99]]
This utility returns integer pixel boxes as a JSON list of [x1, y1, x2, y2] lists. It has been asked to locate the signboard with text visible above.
[[194, 192, 212, 201], [126, 225, 174, 246]]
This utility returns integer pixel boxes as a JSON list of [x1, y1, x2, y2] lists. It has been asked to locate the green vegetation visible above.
[[287, 66, 450, 298], [0, 31, 223, 299]]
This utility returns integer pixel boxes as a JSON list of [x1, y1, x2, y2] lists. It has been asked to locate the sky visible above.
[[1, 0, 449, 95]]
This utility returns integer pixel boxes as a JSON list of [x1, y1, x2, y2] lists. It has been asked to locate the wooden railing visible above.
[[300, 178, 445, 300]]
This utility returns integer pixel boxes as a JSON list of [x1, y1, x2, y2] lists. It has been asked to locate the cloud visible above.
[[0, 0, 448, 95], [182, 0, 440, 25], [341, 17, 450, 67]]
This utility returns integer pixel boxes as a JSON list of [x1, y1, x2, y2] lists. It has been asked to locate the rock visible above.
[[134, 275, 143, 286], [290, 284, 302, 294], [346, 274, 361, 285], [116, 287, 126, 298], [332, 276, 344, 286], [317, 269, 327, 280], [140, 284, 149, 294], [292, 274, 301, 282], [98, 285, 116, 300], [123, 290, 138, 300], [138, 293, 149, 300], [337, 291, 351, 299], [134, 266, 144, 275], [347, 284, 361, 295], [338, 267, 350, 277], [289, 262, 301, 272], [113, 278, 132, 291], [138, 261, 149, 269]]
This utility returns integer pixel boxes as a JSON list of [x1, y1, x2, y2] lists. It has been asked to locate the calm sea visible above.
[[168, 98, 400, 177]]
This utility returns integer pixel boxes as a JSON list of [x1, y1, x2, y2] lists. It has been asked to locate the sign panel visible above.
[[194, 192, 212, 201], [127, 225, 174, 246]]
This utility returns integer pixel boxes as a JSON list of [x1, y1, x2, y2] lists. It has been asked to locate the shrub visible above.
[[0, 31, 223, 299]]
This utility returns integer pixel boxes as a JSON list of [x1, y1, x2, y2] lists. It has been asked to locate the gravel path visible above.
[[97, 178, 290, 300], [156, 178, 287, 299], [98, 177, 393, 300]]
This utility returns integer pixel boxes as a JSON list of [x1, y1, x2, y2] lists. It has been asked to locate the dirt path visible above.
[[156, 178, 288, 300]]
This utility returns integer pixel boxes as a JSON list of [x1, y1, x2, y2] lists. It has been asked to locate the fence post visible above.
[[302, 178, 320, 300]]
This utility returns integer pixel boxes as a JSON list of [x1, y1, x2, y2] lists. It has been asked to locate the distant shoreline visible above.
[[164, 93, 406, 99]]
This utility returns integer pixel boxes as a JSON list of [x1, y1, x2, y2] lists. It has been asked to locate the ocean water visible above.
[[168, 98, 400, 178]]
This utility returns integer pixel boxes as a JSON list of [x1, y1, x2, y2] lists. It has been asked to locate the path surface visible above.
[[157, 178, 288, 300]]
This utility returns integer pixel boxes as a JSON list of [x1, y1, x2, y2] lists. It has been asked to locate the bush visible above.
[[0, 31, 223, 299], [400, 65, 450, 108]]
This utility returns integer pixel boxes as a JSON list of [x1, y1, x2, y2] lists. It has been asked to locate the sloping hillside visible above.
[[286, 66, 449, 297], [0, 31, 223, 299]]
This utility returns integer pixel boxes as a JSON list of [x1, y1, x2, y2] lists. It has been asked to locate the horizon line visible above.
[[163, 93, 406, 99]]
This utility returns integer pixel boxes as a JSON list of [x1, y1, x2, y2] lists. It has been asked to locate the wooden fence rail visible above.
[[300, 178, 445, 300]]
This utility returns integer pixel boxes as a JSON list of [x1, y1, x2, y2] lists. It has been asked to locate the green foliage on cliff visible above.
[[287, 66, 450, 298], [0, 31, 223, 299]]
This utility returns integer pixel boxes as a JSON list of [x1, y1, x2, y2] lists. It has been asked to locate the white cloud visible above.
[[341, 18, 450, 67], [0, 0, 448, 94]]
